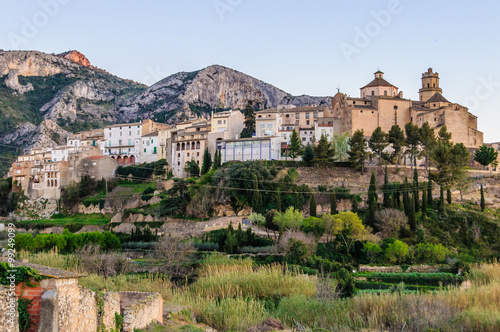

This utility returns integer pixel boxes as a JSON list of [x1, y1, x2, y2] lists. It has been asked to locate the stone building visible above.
[[330, 68, 483, 148], [77, 156, 118, 180]]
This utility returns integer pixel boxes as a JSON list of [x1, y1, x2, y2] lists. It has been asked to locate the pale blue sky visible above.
[[2, 0, 500, 141]]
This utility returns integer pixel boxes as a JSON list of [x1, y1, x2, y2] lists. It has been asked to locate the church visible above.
[[329, 68, 483, 148]]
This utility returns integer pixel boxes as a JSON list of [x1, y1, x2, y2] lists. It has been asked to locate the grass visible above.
[[18, 213, 109, 226], [118, 182, 157, 193], [18, 248, 81, 272]]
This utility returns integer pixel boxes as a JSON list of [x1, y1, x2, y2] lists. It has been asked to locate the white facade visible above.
[[216, 136, 281, 162], [102, 122, 142, 165], [256, 111, 281, 137], [51, 147, 75, 162], [138, 132, 159, 164]]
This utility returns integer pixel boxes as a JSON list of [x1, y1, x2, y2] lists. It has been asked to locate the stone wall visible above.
[[39, 278, 97, 332], [120, 292, 163, 332], [102, 292, 121, 331], [0, 286, 18, 332]]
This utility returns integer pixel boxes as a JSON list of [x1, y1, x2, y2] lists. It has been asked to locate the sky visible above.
[[1, 0, 500, 142]]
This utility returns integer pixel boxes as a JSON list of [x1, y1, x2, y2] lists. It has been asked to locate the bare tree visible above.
[[77, 244, 132, 278], [375, 208, 408, 238], [154, 235, 195, 276]]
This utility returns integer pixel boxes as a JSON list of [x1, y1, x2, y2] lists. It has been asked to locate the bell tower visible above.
[[419, 68, 442, 102]]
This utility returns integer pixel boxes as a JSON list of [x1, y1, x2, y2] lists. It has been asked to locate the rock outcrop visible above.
[[57, 50, 91, 67]]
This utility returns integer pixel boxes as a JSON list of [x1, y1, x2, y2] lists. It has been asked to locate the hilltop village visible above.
[[8, 68, 486, 201]]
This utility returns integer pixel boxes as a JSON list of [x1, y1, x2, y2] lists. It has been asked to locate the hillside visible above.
[[118, 64, 332, 123]]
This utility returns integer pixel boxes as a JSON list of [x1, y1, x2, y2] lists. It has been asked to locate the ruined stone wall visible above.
[[120, 292, 163, 332], [39, 279, 97, 332], [0, 286, 19, 332], [102, 292, 121, 331]]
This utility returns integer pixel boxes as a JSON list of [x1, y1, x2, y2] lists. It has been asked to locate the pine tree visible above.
[[405, 122, 420, 169], [302, 144, 314, 162], [351, 196, 358, 213], [314, 134, 334, 162], [276, 187, 282, 212], [367, 171, 378, 206], [422, 189, 427, 221], [388, 124, 406, 165], [368, 126, 388, 163], [446, 188, 452, 205], [348, 129, 368, 171], [201, 147, 212, 175], [310, 194, 317, 217], [383, 165, 390, 208], [480, 184, 485, 211], [289, 129, 302, 160], [413, 169, 420, 212], [330, 190, 337, 214]]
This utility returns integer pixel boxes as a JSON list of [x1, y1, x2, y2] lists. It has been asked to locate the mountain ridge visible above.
[[0, 50, 332, 174]]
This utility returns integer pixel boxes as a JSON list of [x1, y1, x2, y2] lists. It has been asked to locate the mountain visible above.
[[0, 50, 332, 174], [118, 64, 332, 123]]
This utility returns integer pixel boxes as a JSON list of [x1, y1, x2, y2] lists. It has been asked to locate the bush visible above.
[[385, 240, 409, 264], [413, 243, 450, 264]]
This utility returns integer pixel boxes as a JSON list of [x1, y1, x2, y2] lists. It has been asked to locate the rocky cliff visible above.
[[119, 65, 332, 124], [0, 50, 333, 175]]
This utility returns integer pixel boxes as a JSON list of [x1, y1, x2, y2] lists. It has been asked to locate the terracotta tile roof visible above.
[[426, 92, 450, 104], [361, 78, 397, 89]]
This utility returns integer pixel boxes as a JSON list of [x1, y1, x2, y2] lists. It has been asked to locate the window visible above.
[[306, 113, 310, 119], [118, 139, 122, 146], [224, 120, 226, 124], [187, 153, 190, 157], [295, 113, 299, 119], [92, 162, 97, 166], [268, 124, 273, 128], [427, 83, 430, 88], [384, 90, 387, 96], [260, 124, 265, 128], [197, 152, 200, 157], [218, 120, 222, 124], [302, 137, 306, 141], [109, 133, 111, 137], [144, 148, 146, 153], [153, 147, 157, 154], [120, 132, 122, 136], [433, 83, 436, 87], [128, 139, 131, 145], [129, 131, 131, 135], [353, 101, 356, 105], [371, 91, 374, 96], [306, 120, 310, 125], [286, 114, 290, 118]]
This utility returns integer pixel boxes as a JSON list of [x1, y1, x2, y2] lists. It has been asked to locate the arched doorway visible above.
[[130, 155, 136, 165], [123, 156, 129, 165], [117, 156, 122, 165]]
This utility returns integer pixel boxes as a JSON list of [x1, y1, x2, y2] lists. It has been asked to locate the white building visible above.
[[138, 132, 159, 164], [216, 136, 281, 162], [103, 122, 142, 165], [255, 110, 282, 137]]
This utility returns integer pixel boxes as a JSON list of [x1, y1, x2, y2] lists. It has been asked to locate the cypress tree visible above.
[[367, 197, 377, 228], [446, 189, 452, 205], [439, 185, 445, 212], [201, 147, 212, 175], [403, 176, 410, 216], [480, 184, 485, 211], [383, 166, 390, 207], [252, 175, 262, 214], [427, 181, 433, 205], [413, 169, 420, 212], [367, 171, 378, 207], [330, 190, 338, 214], [276, 188, 282, 212], [294, 191, 300, 210], [422, 189, 427, 221], [310, 194, 317, 217], [351, 196, 358, 213], [408, 195, 416, 231]]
